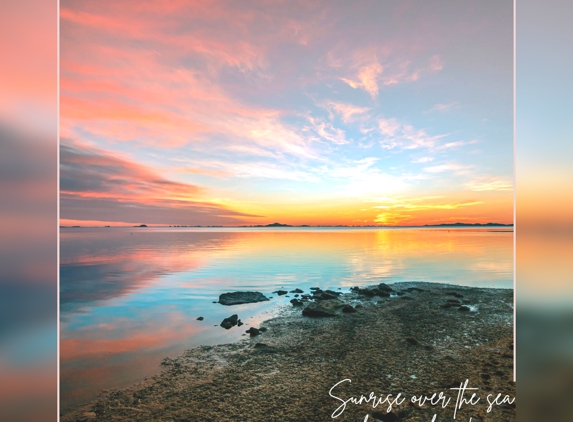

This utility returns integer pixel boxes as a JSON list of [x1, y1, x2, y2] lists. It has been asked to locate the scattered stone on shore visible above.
[[405, 287, 424, 292], [196, 316, 204, 321], [458, 305, 471, 312], [342, 304, 356, 313], [405, 336, 432, 350], [351, 284, 393, 298], [160, 357, 175, 366], [290, 299, 304, 307], [371, 410, 400, 422], [312, 290, 339, 300], [253, 342, 277, 353], [62, 282, 514, 422], [302, 300, 342, 317], [446, 291, 464, 298], [405, 337, 420, 346], [378, 283, 394, 292], [290, 288, 304, 293], [274, 290, 288, 296], [259, 327, 267, 332], [218, 291, 269, 306], [76, 412, 96, 422], [246, 327, 260, 337], [220, 314, 239, 329]]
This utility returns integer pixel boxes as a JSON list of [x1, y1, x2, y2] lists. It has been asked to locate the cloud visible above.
[[60, 141, 257, 224], [306, 116, 348, 145], [466, 178, 514, 192], [424, 101, 459, 113], [320, 101, 370, 123], [434, 139, 479, 150], [377, 118, 448, 150], [336, 49, 443, 99], [341, 62, 383, 98], [423, 163, 474, 174], [371, 196, 483, 225], [412, 156, 434, 163], [318, 157, 408, 197]]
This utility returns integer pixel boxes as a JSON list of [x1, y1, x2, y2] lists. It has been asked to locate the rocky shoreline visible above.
[[62, 282, 515, 421]]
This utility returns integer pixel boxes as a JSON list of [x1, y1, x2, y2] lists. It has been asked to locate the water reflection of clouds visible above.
[[60, 228, 513, 408]]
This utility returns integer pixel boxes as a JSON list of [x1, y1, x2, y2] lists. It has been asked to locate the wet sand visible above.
[[62, 282, 515, 421]]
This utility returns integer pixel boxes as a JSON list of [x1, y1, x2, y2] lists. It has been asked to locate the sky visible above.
[[60, 0, 513, 227]]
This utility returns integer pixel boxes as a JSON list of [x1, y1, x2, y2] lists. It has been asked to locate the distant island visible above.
[[237, 222, 512, 228], [422, 222, 513, 227], [133, 224, 148, 227]]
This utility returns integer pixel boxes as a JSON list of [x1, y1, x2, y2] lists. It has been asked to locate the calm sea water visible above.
[[60, 227, 513, 409]]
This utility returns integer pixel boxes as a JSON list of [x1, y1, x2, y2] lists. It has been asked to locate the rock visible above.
[[353, 285, 390, 298], [446, 291, 464, 298], [378, 283, 394, 292], [246, 327, 260, 337], [160, 357, 174, 366], [220, 314, 239, 329], [294, 294, 299, 297], [371, 410, 399, 422], [312, 290, 339, 300], [446, 299, 461, 304], [458, 306, 471, 312], [290, 288, 304, 293], [290, 299, 304, 307], [253, 343, 277, 353], [325, 289, 342, 296], [310, 287, 320, 291], [342, 304, 356, 313], [302, 301, 341, 317], [237, 320, 244, 326], [405, 287, 424, 292], [76, 412, 96, 422], [301, 294, 311, 299], [259, 327, 267, 332], [196, 316, 204, 321], [274, 290, 288, 296], [406, 337, 420, 346], [440, 303, 453, 309], [359, 289, 376, 297], [218, 291, 269, 306]]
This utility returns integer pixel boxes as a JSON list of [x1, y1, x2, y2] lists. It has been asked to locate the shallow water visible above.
[[60, 227, 513, 409]]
